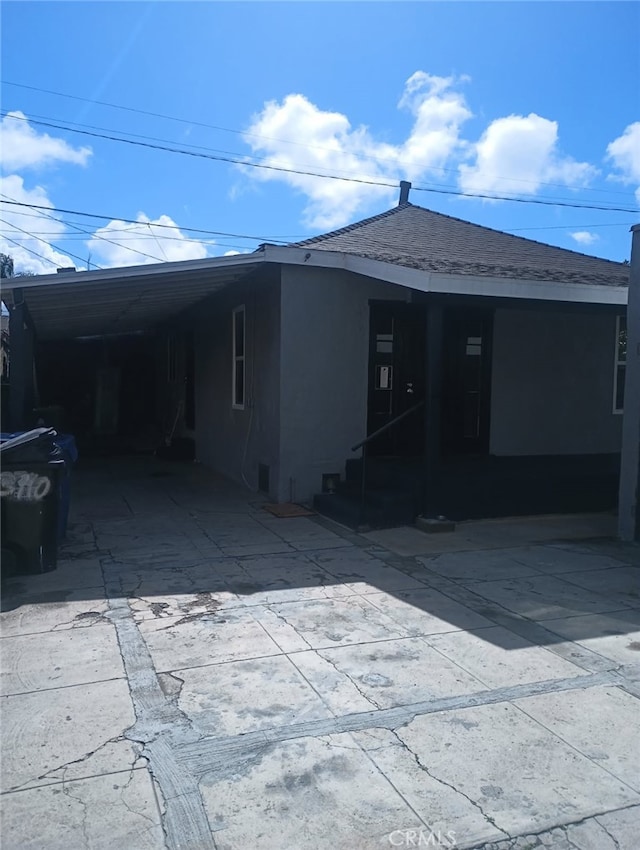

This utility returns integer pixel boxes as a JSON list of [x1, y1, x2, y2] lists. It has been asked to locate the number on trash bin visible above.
[[0, 471, 52, 501]]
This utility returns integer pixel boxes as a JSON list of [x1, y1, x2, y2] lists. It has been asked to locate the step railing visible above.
[[351, 400, 424, 527]]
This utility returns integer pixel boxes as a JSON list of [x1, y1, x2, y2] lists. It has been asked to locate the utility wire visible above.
[[1, 194, 165, 263], [0, 233, 64, 271], [0, 227, 243, 252], [411, 185, 638, 213], [0, 198, 292, 242], [0, 217, 103, 269], [506, 222, 635, 232], [18, 109, 636, 206], [1, 112, 398, 190], [5, 202, 634, 245], [1, 80, 314, 146], [3, 80, 636, 198], [2, 111, 637, 214]]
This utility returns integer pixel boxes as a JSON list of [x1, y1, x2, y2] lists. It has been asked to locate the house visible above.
[[2, 187, 630, 527]]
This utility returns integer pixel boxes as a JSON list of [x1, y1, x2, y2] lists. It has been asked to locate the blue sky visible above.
[[1, 1, 639, 273]]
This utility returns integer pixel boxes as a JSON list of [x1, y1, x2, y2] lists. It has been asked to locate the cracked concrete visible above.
[[2, 456, 640, 849]]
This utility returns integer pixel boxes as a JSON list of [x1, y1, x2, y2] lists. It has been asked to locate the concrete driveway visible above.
[[1, 457, 639, 850]]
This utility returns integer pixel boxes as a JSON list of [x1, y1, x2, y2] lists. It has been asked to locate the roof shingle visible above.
[[291, 204, 629, 287]]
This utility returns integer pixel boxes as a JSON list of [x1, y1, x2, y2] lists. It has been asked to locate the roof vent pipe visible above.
[[399, 181, 411, 205]]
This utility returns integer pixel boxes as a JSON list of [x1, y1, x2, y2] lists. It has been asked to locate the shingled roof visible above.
[[292, 203, 629, 287]]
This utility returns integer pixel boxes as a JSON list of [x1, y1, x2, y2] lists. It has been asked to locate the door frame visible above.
[[366, 299, 426, 457]]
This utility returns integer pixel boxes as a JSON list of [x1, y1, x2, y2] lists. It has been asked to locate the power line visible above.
[[19, 109, 636, 206], [14, 109, 287, 169], [0, 229, 244, 253], [1, 194, 166, 263], [0, 199, 293, 243], [1, 80, 310, 146], [0, 233, 63, 271], [505, 222, 635, 233], [2, 111, 637, 215], [3, 79, 636, 199], [410, 183, 637, 213], [7, 204, 634, 244], [7, 227, 214, 243], [0, 206, 306, 240], [0, 217, 102, 269], [1, 112, 400, 192]]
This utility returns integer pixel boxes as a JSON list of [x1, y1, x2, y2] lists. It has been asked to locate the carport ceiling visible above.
[[1, 256, 264, 340]]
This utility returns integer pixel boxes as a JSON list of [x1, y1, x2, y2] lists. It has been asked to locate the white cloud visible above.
[[87, 213, 209, 267], [0, 174, 78, 274], [242, 72, 472, 229], [0, 111, 92, 172], [0, 115, 92, 273], [570, 231, 599, 246], [0, 115, 206, 274], [459, 113, 596, 197], [606, 122, 640, 202], [223, 250, 241, 256]]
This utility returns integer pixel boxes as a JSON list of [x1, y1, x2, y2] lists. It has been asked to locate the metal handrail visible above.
[[351, 399, 424, 453]]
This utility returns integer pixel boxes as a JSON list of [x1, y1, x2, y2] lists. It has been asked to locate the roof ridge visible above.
[[290, 204, 411, 247], [293, 201, 628, 269]]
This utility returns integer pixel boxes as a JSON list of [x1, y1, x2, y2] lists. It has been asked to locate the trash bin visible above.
[[50, 433, 78, 540], [1, 430, 77, 541], [0, 428, 65, 574]]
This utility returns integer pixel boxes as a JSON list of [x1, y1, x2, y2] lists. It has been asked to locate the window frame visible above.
[[232, 305, 246, 410], [613, 314, 627, 415]]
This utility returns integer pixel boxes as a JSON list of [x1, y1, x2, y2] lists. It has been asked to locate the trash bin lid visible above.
[[0, 428, 58, 453]]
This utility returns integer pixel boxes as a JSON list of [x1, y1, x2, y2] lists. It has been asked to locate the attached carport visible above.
[[2, 253, 264, 450]]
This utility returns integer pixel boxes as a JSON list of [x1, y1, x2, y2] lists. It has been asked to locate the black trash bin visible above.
[[0, 428, 64, 575], [2, 431, 78, 541]]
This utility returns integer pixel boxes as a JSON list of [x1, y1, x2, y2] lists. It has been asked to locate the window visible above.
[[613, 315, 627, 414], [232, 306, 245, 408]]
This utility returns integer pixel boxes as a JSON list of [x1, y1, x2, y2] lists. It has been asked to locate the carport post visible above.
[[8, 289, 36, 431], [618, 224, 640, 541]]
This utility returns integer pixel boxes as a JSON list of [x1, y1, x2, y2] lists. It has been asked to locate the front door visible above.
[[367, 302, 425, 456], [441, 309, 493, 454]]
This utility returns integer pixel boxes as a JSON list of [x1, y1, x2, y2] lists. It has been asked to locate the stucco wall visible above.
[[194, 274, 281, 497], [277, 265, 408, 503], [490, 307, 623, 456]]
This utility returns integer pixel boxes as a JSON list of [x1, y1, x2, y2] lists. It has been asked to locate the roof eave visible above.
[[0, 251, 266, 295], [263, 245, 628, 306]]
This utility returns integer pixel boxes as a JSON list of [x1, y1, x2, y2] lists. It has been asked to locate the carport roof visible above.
[[1, 253, 264, 340]]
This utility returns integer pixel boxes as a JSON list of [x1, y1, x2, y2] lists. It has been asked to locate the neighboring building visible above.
[[2, 191, 629, 527]]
